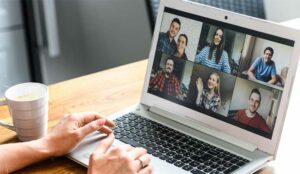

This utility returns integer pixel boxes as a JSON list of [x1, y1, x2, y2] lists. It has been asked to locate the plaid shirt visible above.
[[198, 89, 220, 112], [150, 70, 180, 97], [157, 32, 177, 55]]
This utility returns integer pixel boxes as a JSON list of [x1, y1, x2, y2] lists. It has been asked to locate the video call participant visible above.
[[174, 34, 188, 60], [149, 57, 181, 98], [248, 47, 277, 85], [234, 88, 271, 133], [157, 18, 181, 55], [195, 27, 231, 74], [195, 72, 221, 112]]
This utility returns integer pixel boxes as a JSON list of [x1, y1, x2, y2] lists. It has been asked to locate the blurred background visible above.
[[1, 0, 300, 95]]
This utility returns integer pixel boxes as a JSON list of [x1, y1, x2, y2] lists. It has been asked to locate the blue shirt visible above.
[[157, 32, 177, 56], [195, 46, 231, 74], [251, 57, 276, 82]]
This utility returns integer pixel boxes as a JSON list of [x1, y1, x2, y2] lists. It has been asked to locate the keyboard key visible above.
[[152, 152, 161, 157], [119, 137, 154, 154], [166, 157, 177, 164], [236, 160, 246, 166], [190, 161, 200, 167], [114, 113, 250, 173], [182, 165, 193, 171], [174, 161, 185, 167], [173, 154, 184, 160], [159, 155, 167, 160], [181, 158, 192, 163], [210, 170, 222, 174], [191, 169, 205, 174], [216, 166, 227, 172], [203, 167, 213, 173], [223, 165, 239, 174]]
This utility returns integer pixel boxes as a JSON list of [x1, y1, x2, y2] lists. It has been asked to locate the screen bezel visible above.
[[141, 0, 300, 155]]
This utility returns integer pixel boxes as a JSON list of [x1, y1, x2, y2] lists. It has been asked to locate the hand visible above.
[[196, 77, 203, 92], [42, 112, 115, 157], [88, 134, 153, 174]]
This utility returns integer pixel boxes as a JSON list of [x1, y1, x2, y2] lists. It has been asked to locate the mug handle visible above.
[[0, 97, 15, 131]]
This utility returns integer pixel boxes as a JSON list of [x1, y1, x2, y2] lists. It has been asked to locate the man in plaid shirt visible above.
[[150, 57, 181, 97], [157, 18, 181, 56]]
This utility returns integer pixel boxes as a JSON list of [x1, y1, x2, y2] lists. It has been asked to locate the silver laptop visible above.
[[68, 0, 300, 173]]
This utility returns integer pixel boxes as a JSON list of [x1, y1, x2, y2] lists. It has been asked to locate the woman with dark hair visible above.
[[174, 33, 188, 60], [195, 27, 231, 73]]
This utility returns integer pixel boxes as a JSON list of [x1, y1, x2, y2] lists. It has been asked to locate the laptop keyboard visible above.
[[112, 113, 250, 174]]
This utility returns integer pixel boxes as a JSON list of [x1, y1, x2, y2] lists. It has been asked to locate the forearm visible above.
[[268, 76, 277, 85], [0, 138, 53, 173], [247, 70, 256, 80], [196, 92, 202, 106]]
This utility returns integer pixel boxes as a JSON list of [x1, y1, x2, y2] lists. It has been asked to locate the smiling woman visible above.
[[174, 33, 188, 60], [195, 27, 231, 74], [195, 72, 221, 112]]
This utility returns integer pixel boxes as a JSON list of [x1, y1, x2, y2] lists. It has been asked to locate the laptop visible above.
[[68, 0, 300, 173]]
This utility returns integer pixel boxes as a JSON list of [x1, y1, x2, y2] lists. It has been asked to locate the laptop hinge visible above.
[[149, 105, 258, 152]]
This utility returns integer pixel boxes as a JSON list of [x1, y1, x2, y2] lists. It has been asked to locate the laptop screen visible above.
[[147, 7, 294, 139]]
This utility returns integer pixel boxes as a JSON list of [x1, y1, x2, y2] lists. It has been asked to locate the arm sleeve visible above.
[[222, 51, 231, 74], [195, 47, 206, 64], [250, 57, 260, 69], [271, 63, 277, 76]]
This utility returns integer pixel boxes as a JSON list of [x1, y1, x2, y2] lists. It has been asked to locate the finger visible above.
[[133, 154, 151, 170], [98, 125, 113, 134], [77, 118, 106, 137], [95, 133, 115, 154], [105, 118, 115, 128], [127, 147, 147, 159], [76, 112, 115, 128], [109, 144, 133, 155], [138, 164, 153, 174]]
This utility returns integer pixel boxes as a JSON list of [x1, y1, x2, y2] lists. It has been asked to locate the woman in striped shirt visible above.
[[195, 27, 231, 74]]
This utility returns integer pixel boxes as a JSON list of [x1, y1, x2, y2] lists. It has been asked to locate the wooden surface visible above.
[[0, 59, 298, 173], [0, 60, 147, 173]]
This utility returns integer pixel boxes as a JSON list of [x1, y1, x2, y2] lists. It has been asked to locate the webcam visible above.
[[224, 16, 228, 20]]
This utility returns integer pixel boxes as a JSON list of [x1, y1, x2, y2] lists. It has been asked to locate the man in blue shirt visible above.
[[248, 47, 277, 84], [157, 18, 181, 55]]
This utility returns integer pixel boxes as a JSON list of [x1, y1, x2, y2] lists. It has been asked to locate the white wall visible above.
[[264, 0, 300, 22]]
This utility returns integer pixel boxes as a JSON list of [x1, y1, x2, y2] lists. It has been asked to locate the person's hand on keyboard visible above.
[[0, 112, 116, 173], [44, 112, 115, 156], [88, 133, 153, 174]]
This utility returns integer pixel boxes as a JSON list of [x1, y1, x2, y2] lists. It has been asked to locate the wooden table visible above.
[[0, 59, 299, 173], [0, 60, 147, 173]]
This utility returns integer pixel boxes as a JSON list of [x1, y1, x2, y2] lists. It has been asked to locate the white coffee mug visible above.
[[0, 82, 49, 141]]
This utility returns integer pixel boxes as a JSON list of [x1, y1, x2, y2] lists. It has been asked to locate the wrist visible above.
[[35, 136, 56, 157]]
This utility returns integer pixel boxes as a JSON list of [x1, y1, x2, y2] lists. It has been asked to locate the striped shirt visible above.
[[195, 46, 231, 74]]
